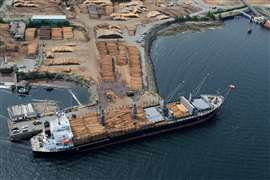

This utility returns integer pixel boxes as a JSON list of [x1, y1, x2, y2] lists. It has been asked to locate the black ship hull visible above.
[[33, 107, 220, 157]]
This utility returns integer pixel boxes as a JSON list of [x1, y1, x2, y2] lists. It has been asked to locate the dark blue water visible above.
[[0, 18, 269, 180]]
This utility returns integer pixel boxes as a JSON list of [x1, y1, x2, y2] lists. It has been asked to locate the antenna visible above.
[[192, 73, 210, 97]]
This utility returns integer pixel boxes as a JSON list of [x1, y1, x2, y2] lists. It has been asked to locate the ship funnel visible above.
[[131, 104, 137, 120]]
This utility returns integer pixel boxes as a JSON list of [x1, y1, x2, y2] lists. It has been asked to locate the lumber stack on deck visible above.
[[127, 45, 143, 91]]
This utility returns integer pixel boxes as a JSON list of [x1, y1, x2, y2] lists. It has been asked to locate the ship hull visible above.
[[33, 107, 220, 157]]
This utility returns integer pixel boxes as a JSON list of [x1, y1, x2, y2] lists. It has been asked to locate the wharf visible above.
[[7, 102, 59, 141]]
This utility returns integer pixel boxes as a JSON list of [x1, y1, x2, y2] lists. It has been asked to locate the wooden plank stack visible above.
[[100, 55, 115, 81], [106, 41, 118, 56], [69, 113, 107, 145], [39, 27, 51, 40], [96, 41, 108, 57], [62, 27, 73, 39], [45, 58, 80, 66], [51, 28, 63, 40], [127, 45, 143, 90], [27, 40, 38, 56], [116, 44, 128, 65], [25, 28, 36, 41]]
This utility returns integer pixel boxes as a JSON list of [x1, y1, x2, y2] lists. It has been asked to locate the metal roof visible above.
[[31, 15, 67, 20], [144, 107, 164, 123], [192, 98, 211, 111]]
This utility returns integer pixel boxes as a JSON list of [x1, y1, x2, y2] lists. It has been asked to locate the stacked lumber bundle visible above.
[[5, 43, 18, 52], [51, 46, 75, 53], [51, 28, 63, 40], [70, 113, 107, 145], [25, 28, 36, 41], [13, 0, 39, 7], [116, 44, 128, 65], [27, 40, 38, 56], [167, 102, 189, 118], [104, 5, 114, 16], [100, 55, 115, 81], [127, 45, 143, 90], [0, 23, 9, 31], [39, 27, 51, 40], [126, 25, 136, 36], [38, 66, 73, 73], [45, 58, 80, 66], [104, 108, 135, 135], [106, 41, 118, 56], [45, 51, 54, 59], [104, 107, 151, 136], [96, 41, 108, 57], [62, 27, 73, 39]]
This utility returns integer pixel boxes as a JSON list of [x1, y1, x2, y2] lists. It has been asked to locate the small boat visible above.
[[247, 28, 252, 34], [45, 87, 54, 92]]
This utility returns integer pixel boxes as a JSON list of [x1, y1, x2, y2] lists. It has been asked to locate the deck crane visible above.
[[190, 73, 210, 101], [165, 80, 185, 104], [160, 81, 185, 116]]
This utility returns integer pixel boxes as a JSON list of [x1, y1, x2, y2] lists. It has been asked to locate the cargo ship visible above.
[[31, 94, 224, 156]]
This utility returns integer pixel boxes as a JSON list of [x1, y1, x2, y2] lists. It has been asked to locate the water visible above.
[[0, 18, 270, 180]]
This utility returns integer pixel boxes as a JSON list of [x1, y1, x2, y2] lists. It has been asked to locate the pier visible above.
[[240, 0, 260, 16]]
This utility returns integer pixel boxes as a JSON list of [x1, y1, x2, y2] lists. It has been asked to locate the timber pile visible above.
[[27, 40, 38, 56], [5, 43, 18, 52], [39, 27, 51, 40], [45, 58, 80, 66], [62, 27, 73, 39], [38, 66, 73, 73], [13, 0, 39, 7], [51, 46, 75, 53], [127, 45, 143, 90], [96, 41, 108, 57], [100, 55, 115, 81], [167, 102, 190, 118], [0, 23, 9, 31], [25, 28, 36, 41], [104, 107, 151, 136], [51, 28, 63, 40], [70, 113, 107, 145], [116, 44, 128, 65], [106, 41, 118, 56]]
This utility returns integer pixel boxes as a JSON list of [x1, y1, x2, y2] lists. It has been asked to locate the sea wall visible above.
[[144, 19, 223, 94]]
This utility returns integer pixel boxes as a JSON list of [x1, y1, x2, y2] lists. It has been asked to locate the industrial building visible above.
[[29, 15, 69, 27], [9, 21, 26, 40]]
